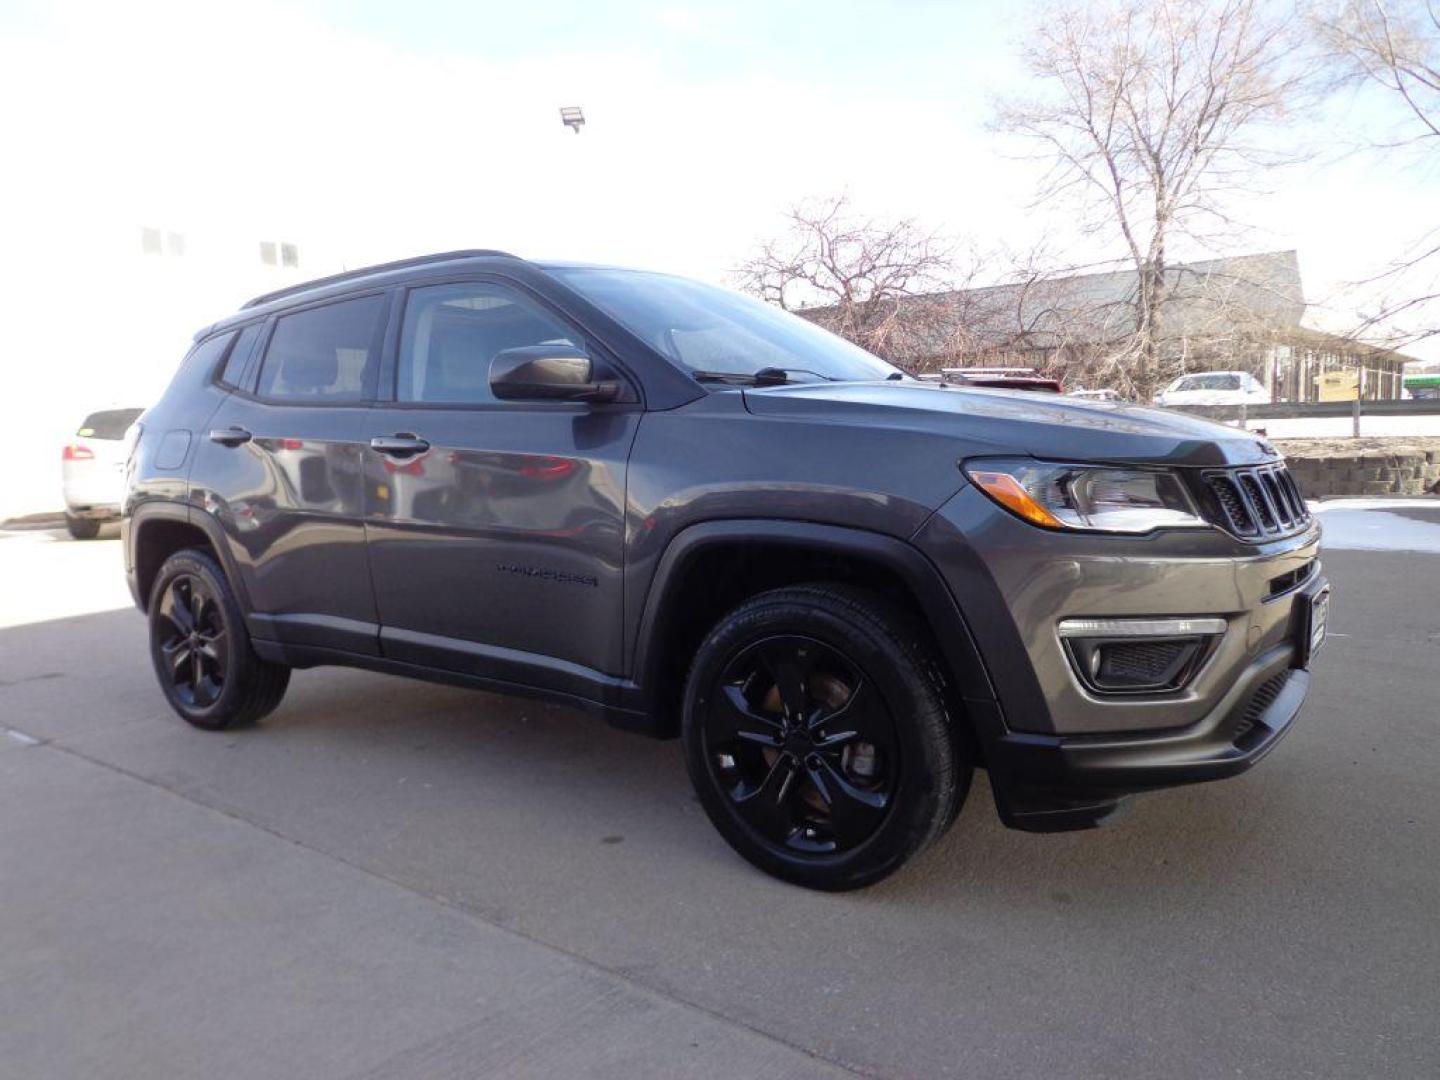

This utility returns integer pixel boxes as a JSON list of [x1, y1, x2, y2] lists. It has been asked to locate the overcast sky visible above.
[[0, 0, 1435, 359]]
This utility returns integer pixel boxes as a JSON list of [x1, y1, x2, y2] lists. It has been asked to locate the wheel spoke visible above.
[[167, 581, 195, 633], [809, 676, 865, 730], [163, 640, 192, 684], [714, 685, 781, 746], [813, 679, 895, 758], [758, 642, 810, 720], [733, 753, 798, 841], [198, 631, 228, 680], [804, 755, 889, 849]]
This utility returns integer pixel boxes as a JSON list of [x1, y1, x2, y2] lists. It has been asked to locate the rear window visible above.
[[256, 295, 387, 403], [1177, 373, 1241, 391], [78, 408, 145, 440]]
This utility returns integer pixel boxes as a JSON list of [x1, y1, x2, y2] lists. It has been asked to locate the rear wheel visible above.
[[148, 549, 290, 730], [65, 515, 101, 540], [682, 584, 968, 891]]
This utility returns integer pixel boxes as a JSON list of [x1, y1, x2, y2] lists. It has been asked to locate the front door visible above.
[[362, 279, 638, 686], [190, 292, 391, 656]]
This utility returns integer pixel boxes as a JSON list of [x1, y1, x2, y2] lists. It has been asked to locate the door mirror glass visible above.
[[490, 346, 619, 403]]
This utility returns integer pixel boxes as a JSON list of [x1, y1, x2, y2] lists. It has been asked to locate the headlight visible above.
[[964, 458, 1207, 533]]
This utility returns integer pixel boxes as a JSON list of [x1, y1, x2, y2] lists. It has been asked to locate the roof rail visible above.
[[241, 249, 516, 309]]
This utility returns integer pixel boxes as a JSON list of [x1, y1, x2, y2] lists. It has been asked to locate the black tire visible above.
[[147, 548, 290, 730], [681, 584, 968, 891], [65, 515, 102, 540]]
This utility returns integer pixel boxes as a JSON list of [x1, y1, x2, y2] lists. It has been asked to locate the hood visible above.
[[741, 381, 1279, 468]]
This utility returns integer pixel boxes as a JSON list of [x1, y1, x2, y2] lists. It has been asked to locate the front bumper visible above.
[[983, 639, 1312, 831], [915, 483, 1325, 830]]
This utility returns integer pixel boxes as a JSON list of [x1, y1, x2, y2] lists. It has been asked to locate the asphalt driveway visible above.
[[1, 507, 1437, 1079]]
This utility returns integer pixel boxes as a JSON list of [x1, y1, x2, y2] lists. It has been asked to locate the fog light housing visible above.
[[1058, 617, 1225, 695]]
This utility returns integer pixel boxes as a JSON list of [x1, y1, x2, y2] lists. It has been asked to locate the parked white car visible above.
[[61, 408, 144, 539], [1154, 371, 1270, 408], [1067, 388, 1122, 403]]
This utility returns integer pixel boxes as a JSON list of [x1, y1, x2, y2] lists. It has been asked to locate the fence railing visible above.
[[1173, 399, 1440, 420], [1168, 398, 1440, 437]]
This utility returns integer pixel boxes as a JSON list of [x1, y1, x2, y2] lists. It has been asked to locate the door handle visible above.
[[370, 433, 430, 456], [209, 426, 252, 447]]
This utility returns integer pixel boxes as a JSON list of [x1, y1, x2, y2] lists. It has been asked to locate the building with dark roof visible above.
[[808, 250, 1416, 401]]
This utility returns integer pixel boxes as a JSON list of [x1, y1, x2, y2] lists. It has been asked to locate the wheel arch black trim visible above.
[[631, 520, 999, 713], [127, 501, 253, 616]]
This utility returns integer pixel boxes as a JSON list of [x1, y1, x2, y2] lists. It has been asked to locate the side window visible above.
[[397, 282, 580, 405], [218, 323, 264, 388], [256, 294, 386, 403], [189, 331, 236, 381]]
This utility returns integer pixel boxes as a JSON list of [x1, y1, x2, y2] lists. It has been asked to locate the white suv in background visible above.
[[1155, 371, 1271, 408], [61, 408, 144, 539]]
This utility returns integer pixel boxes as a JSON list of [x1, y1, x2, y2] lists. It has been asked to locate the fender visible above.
[[126, 500, 255, 617], [630, 519, 999, 713]]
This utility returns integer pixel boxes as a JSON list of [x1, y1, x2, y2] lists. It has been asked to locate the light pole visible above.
[[559, 106, 585, 134]]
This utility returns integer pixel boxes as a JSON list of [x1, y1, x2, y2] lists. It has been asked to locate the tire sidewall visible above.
[[682, 591, 954, 890], [148, 550, 249, 730]]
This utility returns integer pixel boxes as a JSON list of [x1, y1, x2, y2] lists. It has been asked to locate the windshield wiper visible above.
[[690, 367, 838, 386]]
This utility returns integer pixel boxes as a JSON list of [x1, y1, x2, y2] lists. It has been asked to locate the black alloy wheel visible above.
[[682, 584, 967, 891], [148, 548, 290, 730], [154, 573, 228, 708], [704, 635, 897, 854]]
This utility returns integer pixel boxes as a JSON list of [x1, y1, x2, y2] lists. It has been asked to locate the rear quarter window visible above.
[[218, 323, 266, 388]]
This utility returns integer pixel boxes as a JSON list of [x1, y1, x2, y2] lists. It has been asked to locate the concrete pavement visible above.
[[1, 514, 1437, 1078]]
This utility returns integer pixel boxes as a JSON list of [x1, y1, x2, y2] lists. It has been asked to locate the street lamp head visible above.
[[559, 106, 585, 134]]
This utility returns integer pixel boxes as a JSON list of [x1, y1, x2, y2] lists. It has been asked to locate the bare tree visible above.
[[994, 0, 1307, 399], [1311, 0, 1440, 346], [737, 196, 957, 369]]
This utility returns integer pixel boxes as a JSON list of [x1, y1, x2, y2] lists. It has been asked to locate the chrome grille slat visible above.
[[1198, 464, 1311, 540]]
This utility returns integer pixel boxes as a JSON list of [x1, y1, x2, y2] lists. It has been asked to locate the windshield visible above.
[[550, 267, 904, 383], [1174, 373, 1241, 391]]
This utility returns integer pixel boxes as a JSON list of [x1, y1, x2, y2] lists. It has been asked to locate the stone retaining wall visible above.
[[1279, 444, 1440, 498]]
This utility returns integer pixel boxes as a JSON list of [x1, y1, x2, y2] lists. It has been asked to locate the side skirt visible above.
[[250, 639, 657, 735]]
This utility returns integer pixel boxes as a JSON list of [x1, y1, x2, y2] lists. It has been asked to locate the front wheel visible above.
[[148, 549, 290, 730], [681, 584, 968, 891]]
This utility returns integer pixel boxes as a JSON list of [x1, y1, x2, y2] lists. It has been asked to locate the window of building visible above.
[[397, 283, 580, 405], [259, 241, 278, 266], [281, 242, 299, 268], [141, 227, 163, 255], [167, 231, 185, 256], [256, 295, 386, 403]]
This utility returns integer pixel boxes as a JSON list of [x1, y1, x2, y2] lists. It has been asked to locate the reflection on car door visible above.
[[190, 292, 391, 656], [362, 279, 638, 691]]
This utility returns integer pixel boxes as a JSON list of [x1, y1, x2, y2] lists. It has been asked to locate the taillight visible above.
[[63, 443, 94, 461]]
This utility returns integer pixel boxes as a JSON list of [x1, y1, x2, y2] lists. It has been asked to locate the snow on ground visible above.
[[1311, 499, 1440, 554]]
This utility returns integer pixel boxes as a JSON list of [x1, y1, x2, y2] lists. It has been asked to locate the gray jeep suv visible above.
[[123, 250, 1328, 890]]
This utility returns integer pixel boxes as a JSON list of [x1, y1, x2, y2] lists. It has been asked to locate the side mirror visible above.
[[489, 345, 620, 403]]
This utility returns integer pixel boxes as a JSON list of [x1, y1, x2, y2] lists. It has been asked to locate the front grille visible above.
[[1199, 464, 1311, 540]]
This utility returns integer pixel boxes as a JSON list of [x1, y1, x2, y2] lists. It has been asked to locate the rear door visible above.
[[362, 277, 639, 684], [189, 291, 392, 656]]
